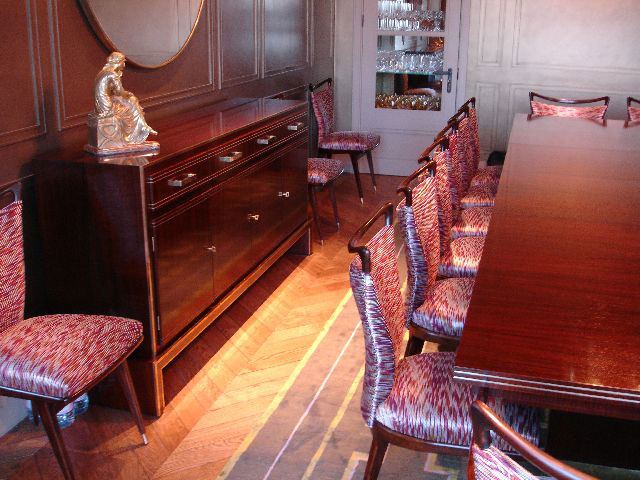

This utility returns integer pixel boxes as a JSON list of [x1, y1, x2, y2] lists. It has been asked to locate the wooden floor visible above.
[[0, 173, 403, 480]]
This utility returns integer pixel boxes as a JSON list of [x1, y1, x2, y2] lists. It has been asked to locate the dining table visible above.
[[453, 113, 640, 421]]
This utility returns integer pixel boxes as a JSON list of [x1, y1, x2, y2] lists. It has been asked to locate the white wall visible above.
[[467, 0, 640, 157], [0, 397, 26, 437], [334, 0, 355, 131]]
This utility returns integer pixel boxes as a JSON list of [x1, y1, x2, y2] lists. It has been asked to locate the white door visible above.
[[352, 0, 464, 175]]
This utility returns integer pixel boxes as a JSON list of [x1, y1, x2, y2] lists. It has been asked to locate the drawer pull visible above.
[[278, 191, 290, 198], [287, 122, 304, 131], [167, 173, 197, 187], [205, 245, 217, 253], [257, 135, 277, 145], [247, 214, 260, 221], [219, 151, 243, 163]]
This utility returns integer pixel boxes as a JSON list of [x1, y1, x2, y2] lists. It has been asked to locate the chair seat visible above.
[[530, 100, 606, 120], [471, 444, 539, 480], [461, 184, 496, 208], [375, 352, 540, 449], [308, 157, 344, 185], [470, 166, 502, 188], [439, 236, 485, 278], [0, 314, 143, 400], [319, 131, 380, 152], [451, 206, 492, 238], [412, 277, 474, 337]]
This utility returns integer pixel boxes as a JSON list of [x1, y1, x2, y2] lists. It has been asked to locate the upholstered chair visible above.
[[467, 106, 503, 187], [397, 172, 475, 355], [469, 401, 596, 480], [308, 157, 344, 244], [348, 204, 540, 480], [0, 184, 147, 480], [309, 78, 380, 204], [529, 91, 609, 120], [625, 97, 640, 127]]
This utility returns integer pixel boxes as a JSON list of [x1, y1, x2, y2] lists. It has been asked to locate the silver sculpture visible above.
[[85, 52, 159, 155]]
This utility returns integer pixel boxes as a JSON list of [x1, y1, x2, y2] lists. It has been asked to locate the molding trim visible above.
[[219, 0, 260, 88], [262, 0, 310, 78], [475, 83, 499, 152], [477, 0, 505, 67]]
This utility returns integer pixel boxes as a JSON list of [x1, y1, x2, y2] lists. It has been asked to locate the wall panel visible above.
[[220, 0, 259, 87], [264, 0, 310, 76]]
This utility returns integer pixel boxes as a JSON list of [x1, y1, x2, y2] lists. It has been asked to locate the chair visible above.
[[397, 165, 475, 355], [528, 92, 609, 120], [348, 205, 540, 480], [308, 157, 343, 244], [0, 183, 147, 480], [309, 78, 380, 204], [625, 96, 640, 127], [469, 401, 596, 480]]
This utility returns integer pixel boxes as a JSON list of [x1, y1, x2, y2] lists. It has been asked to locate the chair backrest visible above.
[[529, 92, 610, 120], [469, 401, 596, 480], [309, 78, 334, 142], [626, 96, 640, 127], [397, 173, 440, 325], [433, 148, 453, 255], [468, 107, 481, 168], [348, 203, 405, 428], [0, 184, 25, 334]]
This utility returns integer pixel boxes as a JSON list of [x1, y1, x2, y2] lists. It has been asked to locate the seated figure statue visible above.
[[86, 52, 159, 155]]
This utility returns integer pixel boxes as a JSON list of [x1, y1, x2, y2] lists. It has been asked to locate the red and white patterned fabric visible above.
[[629, 106, 640, 124], [310, 87, 334, 142], [318, 131, 381, 152], [0, 314, 143, 399], [470, 444, 539, 480], [471, 166, 502, 188], [433, 149, 453, 255], [530, 100, 607, 120], [439, 236, 485, 278], [308, 157, 344, 185], [412, 277, 474, 337], [375, 352, 540, 449], [461, 184, 496, 208], [448, 132, 467, 197], [0, 201, 25, 334], [468, 108, 481, 167], [458, 117, 478, 189], [349, 225, 405, 427], [451, 206, 493, 238]]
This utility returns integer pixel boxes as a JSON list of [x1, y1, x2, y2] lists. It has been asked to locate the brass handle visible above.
[[287, 122, 304, 131], [257, 135, 277, 145], [247, 214, 260, 221], [205, 245, 217, 253], [219, 151, 243, 162], [278, 191, 290, 198], [167, 172, 197, 187]]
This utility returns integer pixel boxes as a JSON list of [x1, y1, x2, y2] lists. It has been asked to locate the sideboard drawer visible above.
[[148, 157, 211, 206]]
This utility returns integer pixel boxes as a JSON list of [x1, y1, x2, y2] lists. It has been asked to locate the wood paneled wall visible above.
[[0, 0, 334, 185]]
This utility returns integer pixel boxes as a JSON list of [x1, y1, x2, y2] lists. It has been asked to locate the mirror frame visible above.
[[78, 0, 205, 69]]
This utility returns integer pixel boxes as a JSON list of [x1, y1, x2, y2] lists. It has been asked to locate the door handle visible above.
[[219, 151, 243, 163], [257, 135, 277, 145], [278, 191, 290, 198], [247, 214, 260, 221], [167, 172, 197, 187], [432, 68, 453, 93]]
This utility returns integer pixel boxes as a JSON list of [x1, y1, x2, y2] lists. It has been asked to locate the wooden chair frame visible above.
[[528, 91, 610, 120], [309, 78, 379, 204], [0, 183, 147, 480], [625, 96, 640, 127], [308, 175, 341, 245], [470, 401, 596, 480]]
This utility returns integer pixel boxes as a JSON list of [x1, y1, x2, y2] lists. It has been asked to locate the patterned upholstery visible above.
[[629, 106, 640, 124], [470, 444, 539, 480], [318, 131, 381, 152], [461, 184, 496, 208], [310, 87, 334, 142], [451, 206, 493, 238], [0, 201, 25, 334], [468, 108, 481, 167], [458, 117, 478, 189], [439, 236, 485, 278], [530, 100, 607, 120], [412, 277, 474, 337], [349, 225, 405, 427], [471, 166, 501, 188], [0, 314, 143, 399], [308, 157, 344, 185], [433, 149, 453, 255], [375, 352, 540, 449], [397, 178, 440, 326]]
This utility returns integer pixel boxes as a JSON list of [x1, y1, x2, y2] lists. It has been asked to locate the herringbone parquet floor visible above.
[[0, 173, 403, 480]]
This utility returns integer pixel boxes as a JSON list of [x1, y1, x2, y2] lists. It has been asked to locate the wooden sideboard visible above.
[[33, 97, 311, 416]]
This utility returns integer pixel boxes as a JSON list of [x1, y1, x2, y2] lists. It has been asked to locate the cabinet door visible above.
[[152, 197, 214, 346], [276, 138, 308, 240], [211, 175, 255, 299], [251, 156, 285, 262]]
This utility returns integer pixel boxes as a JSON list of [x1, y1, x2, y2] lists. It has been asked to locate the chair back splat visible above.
[[0, 184, 25, 334], [528, 91, 609, 120], [626, 96, 640, 127]]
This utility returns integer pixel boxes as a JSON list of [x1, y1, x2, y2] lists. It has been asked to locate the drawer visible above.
[[148, 158, 211, 206]]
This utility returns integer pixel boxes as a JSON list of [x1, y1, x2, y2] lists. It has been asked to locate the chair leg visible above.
[[116, 361, 148, 445], [328, 182, 340, 229], [404, 335, 425, 357], [363, 427, 389, 480], [366, 150, 377, 192], [349, 153, 364, 204], [31, 400, 40, 426], [309, 186, 323, 244], [36, 400, 76, 480]]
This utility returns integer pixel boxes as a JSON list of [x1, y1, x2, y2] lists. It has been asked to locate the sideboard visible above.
[[33, 97, 311, 416]]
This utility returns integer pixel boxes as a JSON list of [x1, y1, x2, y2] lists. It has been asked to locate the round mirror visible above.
[[80, 0, 204, 69]]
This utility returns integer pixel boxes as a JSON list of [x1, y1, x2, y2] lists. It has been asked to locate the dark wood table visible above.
[[454, 114, 640, 421]]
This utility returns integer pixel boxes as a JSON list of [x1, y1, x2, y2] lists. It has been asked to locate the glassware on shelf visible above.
[[377, 1, 445, 32], [375, 93, 441, 111], [376, 50, 444, 74]]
